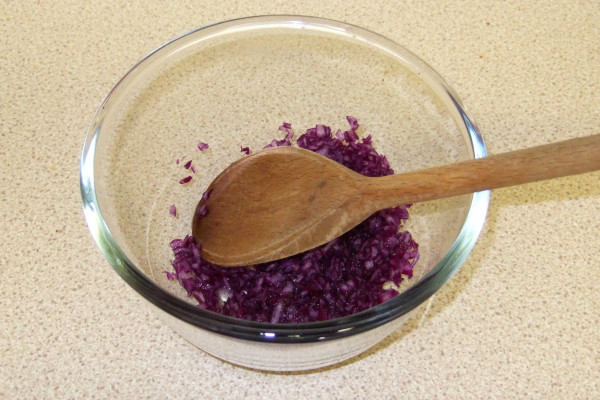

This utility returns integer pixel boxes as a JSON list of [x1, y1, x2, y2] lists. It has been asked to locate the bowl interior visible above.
[[89, 18, 478, 315]]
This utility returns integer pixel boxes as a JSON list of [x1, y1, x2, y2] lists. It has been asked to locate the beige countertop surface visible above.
[[1, 1, 598, 399]]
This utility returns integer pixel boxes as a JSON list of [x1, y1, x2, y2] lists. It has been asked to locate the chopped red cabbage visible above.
[[169, 204, 177, 217], [264, 124, 293, 148], [240, 146, 251, 155], [183, 160, 193, 169], [168, 117, 419, 323], [201, 188, 213, 201], [165, 271, 177, 280], [197, 142, 209, 151], [179, 176, 192, 184], [346, 115, 359, 130], [196, 204, 209, 217]]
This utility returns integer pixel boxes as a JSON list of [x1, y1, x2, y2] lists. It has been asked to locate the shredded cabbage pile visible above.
[[167, 117, 419, 323]]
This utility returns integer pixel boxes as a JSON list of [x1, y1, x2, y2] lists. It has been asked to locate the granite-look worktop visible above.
[[1, 1, 598, 398]]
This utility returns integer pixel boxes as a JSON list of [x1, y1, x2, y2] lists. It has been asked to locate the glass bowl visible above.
[[80, 15, 489, 371]]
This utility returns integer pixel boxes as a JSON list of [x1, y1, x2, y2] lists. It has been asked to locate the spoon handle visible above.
[[360, 134, 600, 209]]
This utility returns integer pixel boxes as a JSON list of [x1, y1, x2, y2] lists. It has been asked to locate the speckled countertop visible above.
[[1, 1, 598, 399]]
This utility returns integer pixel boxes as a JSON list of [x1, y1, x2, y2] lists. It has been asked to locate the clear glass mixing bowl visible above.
[[80, 15, 489, 371]]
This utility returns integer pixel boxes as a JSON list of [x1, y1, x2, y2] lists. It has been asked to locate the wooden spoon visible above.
[[192, 134, 600, 266]]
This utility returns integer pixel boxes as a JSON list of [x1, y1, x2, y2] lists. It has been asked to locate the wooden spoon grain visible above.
[[192, 134, 600, 266]]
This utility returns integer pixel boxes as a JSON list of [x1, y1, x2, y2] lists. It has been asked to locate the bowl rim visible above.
[[80, 15, 489, 343]]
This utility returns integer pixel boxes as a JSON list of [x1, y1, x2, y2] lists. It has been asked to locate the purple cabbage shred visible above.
[[202, 188, 213, 201], [264, 123, 294, 148], [167, 117, 419, 323], [179, 176, 192, 184], [197, 142, 209, 151]]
